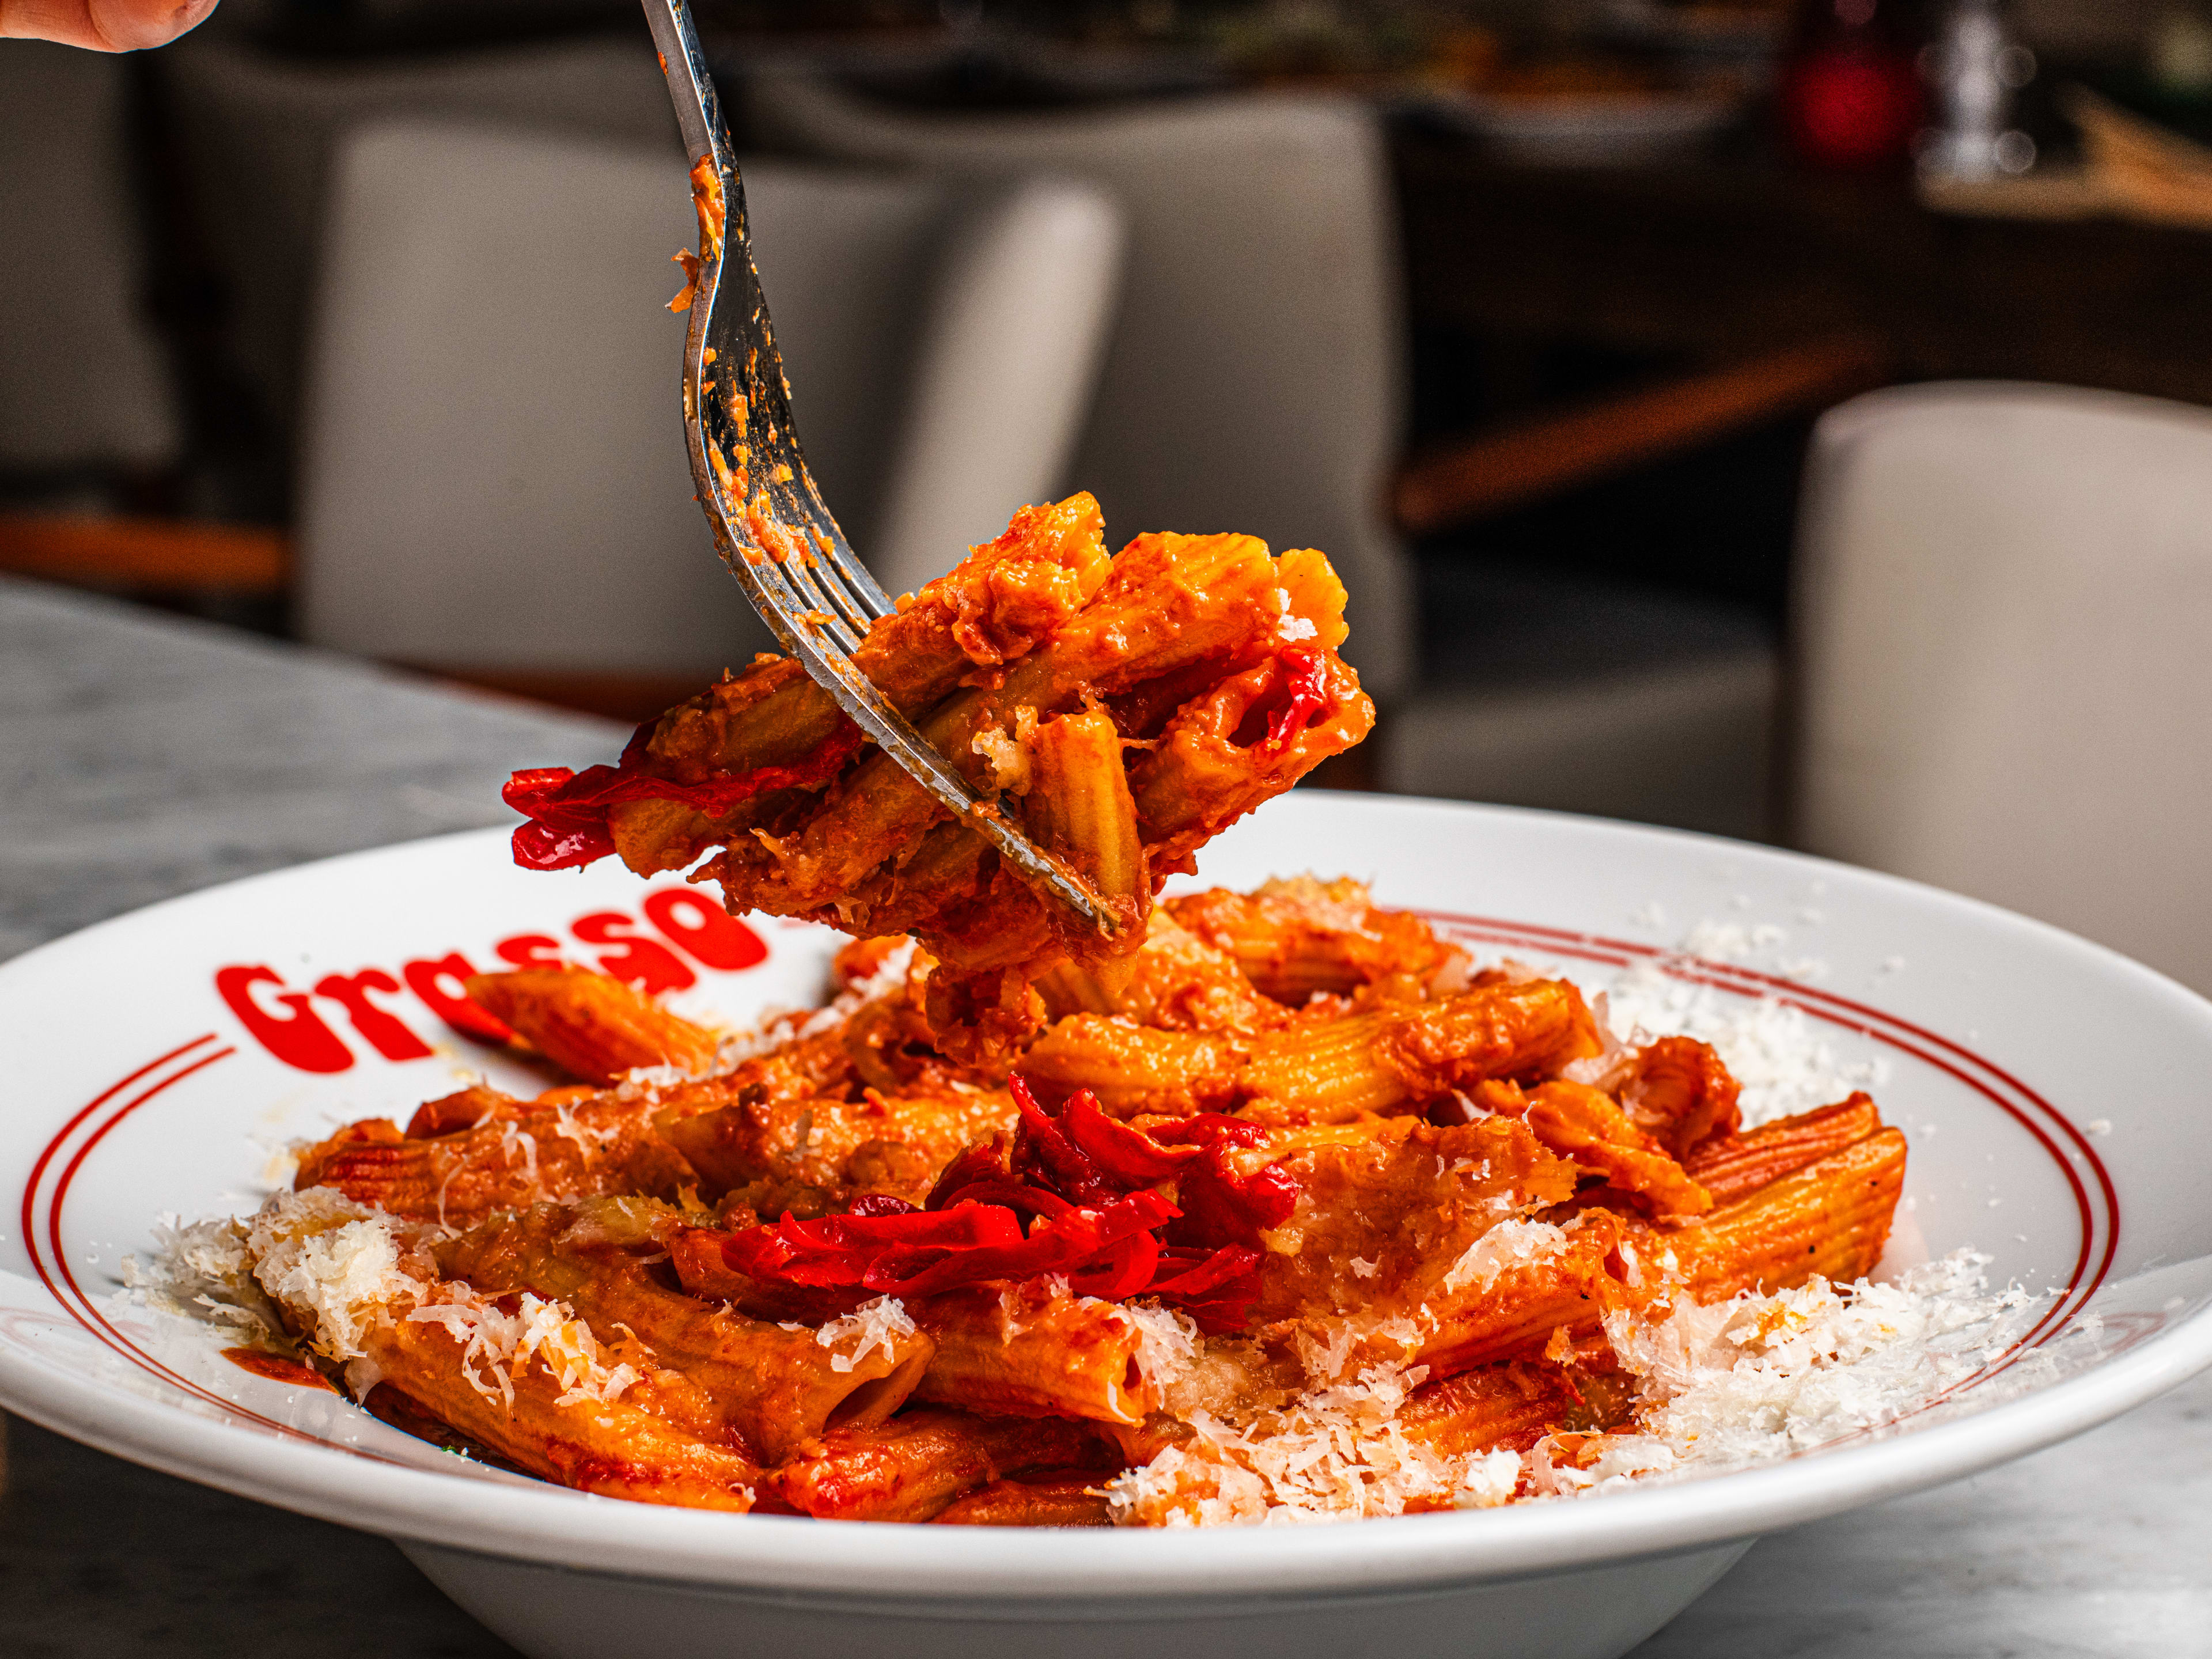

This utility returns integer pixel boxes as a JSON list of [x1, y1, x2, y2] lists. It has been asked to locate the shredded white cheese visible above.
[[119, 1213, 278, 1340], [1117, 1301, 1202, 1390], [1111, 1252, 2054, 1526], [493, 1121, 540, 1192], [1600, 957, 1888, 1126], [1441, 1219, 1569, 1296], [548, 1098, 621, 1153], [407, 1286, 640, 1408], [244, 1188, 425, 1365], [812, 1296, 916, 1374], [1107, 1360, 1456, 1525]]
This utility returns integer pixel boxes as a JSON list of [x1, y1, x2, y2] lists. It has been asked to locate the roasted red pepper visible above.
[[1175, 1142, 1301, 1244], [714, 1076, 1294, 1330], [503, 717, 866, 871], [1257, 647, 1332, 759], [717, 1190, 1177, 1298]]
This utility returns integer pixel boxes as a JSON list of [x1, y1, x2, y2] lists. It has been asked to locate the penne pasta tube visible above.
[[245, 1188, 762, 1508], [361, 1312, 762, 1510], [438, 1203, 937, 1463], [464, 967, 722, 1085], [1234, 978, 1601, 1121], [1394, 1360, 1583, 1458], [1127, 649, 1374, 877], [1411, 1211, 1630, 1378], [1019, 1017, 1247, 1115], [1662, 1128, 1908, 1299], [909, 1279, 1191, 1426], [930, 1473, 1114, 1527], [293, 1088, 700, 1228], [1373, 978, 1605, 1099], [1166, 876, 1469, 1004], [764, 1407, 1112, 1522], [657, 1088, 1017, 1209], [1234, 1007, 1407, 1119], [1681, 1093, 1883, 1205], [609, 494, 1116, 877], [1024, 706, 1149, 930], [1067, 910, 1289, 1036]]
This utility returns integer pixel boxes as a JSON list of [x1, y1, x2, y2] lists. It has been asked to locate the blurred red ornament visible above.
[[1779, 0, 1925, 171]]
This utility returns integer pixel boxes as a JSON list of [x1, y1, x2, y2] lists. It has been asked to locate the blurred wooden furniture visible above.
[[1393, 330, 1891, 535], [0, 515, 286, 593], [1792, 382, 2212, 994], [1395, 130, 2212, 414]]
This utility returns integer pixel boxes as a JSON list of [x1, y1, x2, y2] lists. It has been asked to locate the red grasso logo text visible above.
[[213, 888, 766, 1073]]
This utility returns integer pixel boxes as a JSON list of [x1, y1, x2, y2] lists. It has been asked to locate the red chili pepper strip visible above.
[[1257, 647, 1332, 759], [1146, 1245, 1263, 1300], [1005, 1075, 1128, 1205], [1174, 1143, 1302, 1243], [1066, 1227, 1162, 1301], [720, 1203, 1022, 1288], [847, 1193, 919, 1218], [1059, 1089, 1198, 1185], [863, 1191, 1180, 1297], [925, 1139, 1012, 1211], [505, 718, 867, 872], [1144, 1244, 1266, 1335], [718, 1190, 1183, 1298], [930, 1180, 1075, 1220]]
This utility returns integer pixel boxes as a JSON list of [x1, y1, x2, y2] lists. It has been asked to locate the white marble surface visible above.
[[1, 578, 2206, 1657]]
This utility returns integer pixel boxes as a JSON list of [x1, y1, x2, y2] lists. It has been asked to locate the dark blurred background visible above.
[[5, 0, 2211, 937]]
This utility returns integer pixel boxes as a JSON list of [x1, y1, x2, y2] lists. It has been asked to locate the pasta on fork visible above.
[[502, 493, 1372, 1061]]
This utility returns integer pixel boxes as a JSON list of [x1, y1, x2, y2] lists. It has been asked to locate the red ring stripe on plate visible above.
[[21, 1039, 423, 1465]]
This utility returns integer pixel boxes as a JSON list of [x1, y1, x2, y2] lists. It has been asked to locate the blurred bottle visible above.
[[1918, 0, 2037, 181], [1778, 0, 1925, 171]]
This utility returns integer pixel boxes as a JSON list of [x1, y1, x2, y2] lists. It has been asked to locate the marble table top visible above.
[[1, 578, 2205, 1657]]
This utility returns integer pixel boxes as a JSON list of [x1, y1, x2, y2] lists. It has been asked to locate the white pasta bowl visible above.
[[3, 791, 2208, 1659]]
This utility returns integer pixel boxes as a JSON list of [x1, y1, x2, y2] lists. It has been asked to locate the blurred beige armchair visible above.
[[1791, 382, 2212, 993], [293, 119, 1122, 714]]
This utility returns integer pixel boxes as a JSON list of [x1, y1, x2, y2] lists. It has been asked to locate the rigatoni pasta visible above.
[[222, 868, 1915, 1527], [152, 499, 1936, 1528]]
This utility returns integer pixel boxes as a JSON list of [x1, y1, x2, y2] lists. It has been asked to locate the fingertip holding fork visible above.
[[639, 0, 1120, 935]]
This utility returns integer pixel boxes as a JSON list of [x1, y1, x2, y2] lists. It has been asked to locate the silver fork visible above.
[[640, 0, 1116, 934]]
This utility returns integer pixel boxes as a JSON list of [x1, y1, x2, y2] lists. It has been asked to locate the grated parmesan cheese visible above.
[[493, 1121, 540, 1192], [244, 1188, 425, 1365], [1586, 1250, 2043, 1487], [119, 1212, 279, 1342], [1107, 1360, 1460, 1525], [407, 1286, 640, 1408], [812, 1296, 916, 1374], [548, 1098, 621, 1153], [1441, 1219, 1570, 1296], [1110, 1252, 2052, 1526], [1599, 956, 1887, 1126], [1116, 1301, 1202, 1390]]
